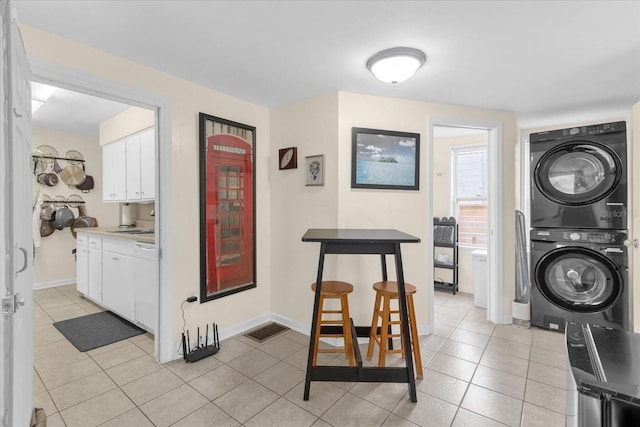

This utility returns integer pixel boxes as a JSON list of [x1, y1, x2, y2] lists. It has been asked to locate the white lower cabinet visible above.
[[76, 232, 158, 333], [133, 242, 158, 332], [76, 235, 89, 295], [87, 236, 103, 302], [102, 238, 135, 321]]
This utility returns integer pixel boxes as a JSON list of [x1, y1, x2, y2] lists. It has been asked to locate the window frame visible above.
[[450, 144, 488, 248]]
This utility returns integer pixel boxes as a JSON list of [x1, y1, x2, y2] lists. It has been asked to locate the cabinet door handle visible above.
[[15, 246, 28, 276], [134, 242, 155, 251]]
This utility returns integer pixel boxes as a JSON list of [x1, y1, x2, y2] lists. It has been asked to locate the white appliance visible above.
[[472, 249, 487, 308], [120, 203, 135, 227]]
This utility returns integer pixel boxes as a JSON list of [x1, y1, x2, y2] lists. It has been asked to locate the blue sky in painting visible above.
[[355, 132, 416, 164]]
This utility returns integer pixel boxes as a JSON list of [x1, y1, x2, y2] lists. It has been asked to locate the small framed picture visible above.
[[278, 147, 297, 170], [305, 154, 324, 186]]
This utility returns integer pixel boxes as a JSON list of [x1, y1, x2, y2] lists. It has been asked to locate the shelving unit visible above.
[[433, 217, 458, 294]]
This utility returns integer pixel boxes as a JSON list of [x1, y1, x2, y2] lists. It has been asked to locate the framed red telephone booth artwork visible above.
[[199, 113, 256, 302]]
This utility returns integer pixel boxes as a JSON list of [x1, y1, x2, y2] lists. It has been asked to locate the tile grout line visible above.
[[34, 287, 567, 427]]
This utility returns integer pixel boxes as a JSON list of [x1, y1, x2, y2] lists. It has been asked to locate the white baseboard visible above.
[[216, 313, 272, 343], [419, 322, 434, 336], [172, 312, 312, 361], [169, 312, 438, 362], [33, 278, 76, 290], [270, 313, 310, 337]]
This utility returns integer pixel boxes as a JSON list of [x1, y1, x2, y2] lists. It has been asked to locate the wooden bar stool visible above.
[[310, 281, 356, 366], [366, 280, 423, 379]]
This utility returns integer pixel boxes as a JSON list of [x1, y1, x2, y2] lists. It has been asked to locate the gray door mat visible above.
[[244, 322, 289, 342], [53, 311, 146, 352]]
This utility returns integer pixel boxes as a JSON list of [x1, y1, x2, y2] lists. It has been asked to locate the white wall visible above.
[[32, 128, 118, 287], [270, 92, 519, 332], [99, 106, 154, 145], [22, 23, 524, 350], [269, 93, 339, 330], [336, 92, 518, 327], [21, 24, 272, 356]]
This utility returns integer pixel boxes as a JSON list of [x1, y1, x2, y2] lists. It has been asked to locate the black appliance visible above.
[[566, 322, 640, 427], [530, 121, 627, 230], [530, 228, 628, 332]]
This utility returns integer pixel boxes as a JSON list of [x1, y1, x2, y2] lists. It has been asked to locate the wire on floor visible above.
[[176, 300, 188, 356]]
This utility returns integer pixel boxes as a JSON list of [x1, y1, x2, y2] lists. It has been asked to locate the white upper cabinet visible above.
[[139, 129, 156, 200], [103, 128, 155, 203], [103, 140, 127, 202], [125, 133, 142, 200]]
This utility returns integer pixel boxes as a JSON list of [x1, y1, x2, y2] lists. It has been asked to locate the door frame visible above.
[[29, 57, 175, 362], [428, 117, 504, 324]]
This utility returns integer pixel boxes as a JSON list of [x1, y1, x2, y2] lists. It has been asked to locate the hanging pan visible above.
[[40, 220, 55, 237], [70, 204, 98, 239], [40, 204, 55, 221], [60, 165, 86, 187], [65, 150, 84, 165], [50, 205, 75, 230], [74, 163, 94, 192], [33, 145, 57, 167], [31, 156, 47, 174], [37, 173, 58, 187]]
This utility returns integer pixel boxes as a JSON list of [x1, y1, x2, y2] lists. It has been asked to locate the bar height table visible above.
[[302, 229, 421, 403]]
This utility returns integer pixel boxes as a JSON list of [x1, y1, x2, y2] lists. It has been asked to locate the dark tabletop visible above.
[[302, 229, 420, 243]]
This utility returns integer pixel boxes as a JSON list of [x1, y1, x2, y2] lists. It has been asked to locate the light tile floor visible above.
[[33, 285, 568, 426]]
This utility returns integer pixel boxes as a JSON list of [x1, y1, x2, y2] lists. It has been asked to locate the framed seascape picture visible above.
[[351, 127, 420, 190], [305, 154, 324, 186], [199, 113, 256, 302]]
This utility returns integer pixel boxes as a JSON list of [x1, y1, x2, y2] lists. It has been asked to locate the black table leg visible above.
[[304, 242, 327, 400], [380, 254, 388, 281], [394, 243, 417, 402]]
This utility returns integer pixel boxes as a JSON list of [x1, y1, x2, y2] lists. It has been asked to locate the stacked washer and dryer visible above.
[[530, 121, 629, 332]]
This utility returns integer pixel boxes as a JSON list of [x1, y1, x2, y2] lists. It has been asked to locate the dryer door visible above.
[[535, 247, 622, 312], [534, 141, 622, 206]]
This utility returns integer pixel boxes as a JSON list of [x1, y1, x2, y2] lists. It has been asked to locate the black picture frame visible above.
[[199, 113, 257, 302], [351, 127, 420, 190]]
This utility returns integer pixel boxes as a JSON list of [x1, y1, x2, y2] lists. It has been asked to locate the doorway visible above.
[[30, 59, 174, 363], [428, 117, 503, 330], [32, 82, 132, 287]]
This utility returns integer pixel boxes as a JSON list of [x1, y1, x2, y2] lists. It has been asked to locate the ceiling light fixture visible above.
[[366, 47, 426, 84]]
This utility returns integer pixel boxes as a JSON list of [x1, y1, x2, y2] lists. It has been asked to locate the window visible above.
[[451, 145, 488, 247]]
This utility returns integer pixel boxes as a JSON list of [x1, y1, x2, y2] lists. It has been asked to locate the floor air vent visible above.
[[244, 323, 289, 343]]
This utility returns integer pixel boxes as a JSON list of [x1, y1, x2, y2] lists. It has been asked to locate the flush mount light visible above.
[[366, 47, 426, 84]]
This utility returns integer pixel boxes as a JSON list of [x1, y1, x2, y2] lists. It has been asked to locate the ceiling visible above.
[[16, 1, 640, 133], [31, 84, 131, 136]]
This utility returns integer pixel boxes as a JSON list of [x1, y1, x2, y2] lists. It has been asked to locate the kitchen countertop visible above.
[[76, 226, 155, 244]]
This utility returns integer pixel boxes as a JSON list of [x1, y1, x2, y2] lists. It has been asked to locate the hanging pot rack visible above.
[[31, 154, 85, 163]]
